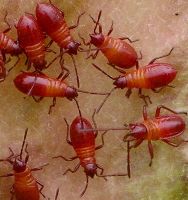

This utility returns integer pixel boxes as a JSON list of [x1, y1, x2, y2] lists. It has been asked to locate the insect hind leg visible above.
[[138, 89, 152, 106]]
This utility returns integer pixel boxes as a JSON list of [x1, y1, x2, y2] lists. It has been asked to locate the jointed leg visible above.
[[155, 105, 187, 118], [148, 141, 154, 167], [10, 185, 15, 200], [108, 63, 126, 74], [48, 97, 56, 114], [142, 105, 148, 120], [107, 21, 113, 36], [69, 12, 85, 30], [87, 49, 99, 59], [119, 37, 139, 43], [162, 139, 188, 147], [138, 89, 152, 106], [63, 163, 80, 175], [32, 96, 44, 102], [31, 163, 49, 172], [149, 48, 174, 64], [36, 181, 45, 198], [3, 11, 11, 33], [125, 88, 132, 98], [64, 118, 72, 145], [95, 131, 108, 150]]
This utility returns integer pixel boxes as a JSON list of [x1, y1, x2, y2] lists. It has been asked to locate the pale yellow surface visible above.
[[0, 0, 188, 200]]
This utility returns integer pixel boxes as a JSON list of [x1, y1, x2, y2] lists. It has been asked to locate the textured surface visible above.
[[0, 0, 188, 199]]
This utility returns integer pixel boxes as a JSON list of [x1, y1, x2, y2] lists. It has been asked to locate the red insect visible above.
[[0, 129, 48, 200], [123, 105, 187, 176], [53, 111, 128, 196], [36, 2, 84, 87], [80, 10, 139, 70], [0, 50, 6, 82], [92, 48, 176, 112], [17, 13, 46, 71], [0, 12, 22, 70], [13, 71, 108, 114]]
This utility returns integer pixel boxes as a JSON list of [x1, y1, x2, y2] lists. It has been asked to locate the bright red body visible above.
[[14, 167, 39, 200], [70, 117, 96, 168], [17, 14, 46, 70], [36, 3, 78, 53], [0, 33, 22, 56], [91, 35, 138, 69], [130, 115, 185, 141], [14, 72, 67, 97], [114, 63, 177, 89]]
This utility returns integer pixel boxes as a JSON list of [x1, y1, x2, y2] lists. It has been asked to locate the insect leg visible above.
[[149, 48, 174, 64], [63, 163, 80, 175], [0, 173, 14, 177], [3, 11, 11, 33], [142, 105, 148, 120], [10, 185, 15, 200], [64, 118, 72, 145], [69, 12, 85, 30], [32, 96, 44, 102], [108, 63, 126, 73], [138, 89, 152, 106], [162, 139, 188, 147], [53, 155, 78, 161], [119, 37, 139, 43], [107, 21, 113, 36], [87, 49, 99, 59], [36, 181, 46, 198], [48, 97, 56, 114], [95, 131, 108, 150], [91, 109, 98, 138], [31, 163, 49, 172], [125, 88, 132, 98], [8, 56, 20, 72], [148, 141, 154, 167], [155, 105, 187, 117]]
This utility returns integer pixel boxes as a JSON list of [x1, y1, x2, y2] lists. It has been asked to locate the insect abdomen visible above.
[[24, 41, 45, 64], [14, 167, 39, 200], [126, 64, 177, 89], [100, 36, 137, 68], [14, 72, 67, 97], [155, 115, 185, 139], [50, 22, 73, 49]]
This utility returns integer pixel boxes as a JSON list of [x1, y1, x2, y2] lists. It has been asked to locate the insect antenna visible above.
[[89, 10, 102, 34], [70, 55, 80, 88], [77, 88, 109, 95], [92, 63, 115, 80], [96, 87, 117, 113], [127, 141, 131, 178], [80, 175, 89, 197], [73, 98, 84, 129], [55, 188, 59, 200], [20, 128, 28, 160], [79, 126, 129, 132]]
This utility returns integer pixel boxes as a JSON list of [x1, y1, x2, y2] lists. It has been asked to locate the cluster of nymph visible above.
[[0, 1, 187, 199]]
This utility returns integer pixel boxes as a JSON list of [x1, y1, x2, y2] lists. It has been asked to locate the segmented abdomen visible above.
[[125, 64, 177, 89], [100, 36, 137, 68], [24, 41, 45, 64], [126, 67, 149, 88], [50, 22, 73, 49], [0, 33, 16, 53], [14, 72, 67, 97], [14, 167, 40, 200], [143, 115, 185, 140]]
